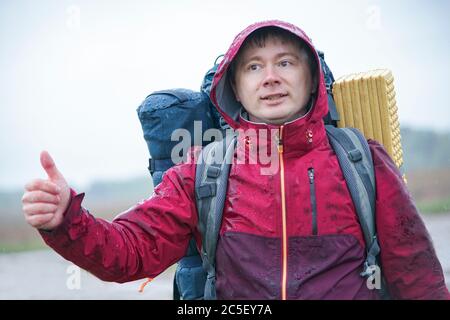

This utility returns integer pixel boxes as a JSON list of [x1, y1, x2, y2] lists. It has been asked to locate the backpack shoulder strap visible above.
[[325, 125, 380, 277], [195, 133, 237, 300]]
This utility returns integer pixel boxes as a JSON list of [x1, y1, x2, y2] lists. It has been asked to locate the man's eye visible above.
[[248, 64, 261, 71], [279, 60, 292, 67]]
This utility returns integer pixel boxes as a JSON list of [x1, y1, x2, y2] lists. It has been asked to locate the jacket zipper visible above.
[[308, 168, 318, 235], [278, 126, 288, 300]]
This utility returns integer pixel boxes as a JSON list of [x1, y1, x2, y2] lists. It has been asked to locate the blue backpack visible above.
[[136, 53, 388, 300], [136, 56, 225, 299]]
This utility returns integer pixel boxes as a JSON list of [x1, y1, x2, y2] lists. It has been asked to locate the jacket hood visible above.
[[210, 20, 328, 130]]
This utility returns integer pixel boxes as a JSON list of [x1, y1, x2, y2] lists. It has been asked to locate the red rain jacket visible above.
[[41, 20, 449, 300]]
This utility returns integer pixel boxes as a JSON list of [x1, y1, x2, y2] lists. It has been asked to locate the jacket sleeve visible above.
[[369, 139, 449, 300], [39, 158, 200, 283]]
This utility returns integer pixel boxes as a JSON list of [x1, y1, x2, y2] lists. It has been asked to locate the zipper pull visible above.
[[308, 168, 315, 184], [277, 126, 284, 153]]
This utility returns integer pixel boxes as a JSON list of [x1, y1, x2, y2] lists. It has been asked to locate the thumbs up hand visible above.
[[22, 151, 71, 230]]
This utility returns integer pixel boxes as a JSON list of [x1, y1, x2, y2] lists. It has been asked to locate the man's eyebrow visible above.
[[241, 52, 300, 64], [274, 52, 300, 59]]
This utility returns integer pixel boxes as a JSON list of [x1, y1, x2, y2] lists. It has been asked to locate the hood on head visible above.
[[210, 20, 329, 129]]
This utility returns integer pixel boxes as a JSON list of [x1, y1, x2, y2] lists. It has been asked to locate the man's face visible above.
[[233, 37, 315, 125]]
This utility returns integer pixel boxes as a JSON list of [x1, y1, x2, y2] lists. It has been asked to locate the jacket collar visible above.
[[236, 106, 327, 157]]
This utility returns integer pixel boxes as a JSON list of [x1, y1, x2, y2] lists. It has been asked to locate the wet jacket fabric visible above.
[[40, 20, 449, 300]]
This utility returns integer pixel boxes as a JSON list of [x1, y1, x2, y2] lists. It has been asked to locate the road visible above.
[[0, 214, 448, 299]]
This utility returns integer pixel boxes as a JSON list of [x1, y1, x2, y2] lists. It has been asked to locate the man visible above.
[[22, 20, 449, 299]]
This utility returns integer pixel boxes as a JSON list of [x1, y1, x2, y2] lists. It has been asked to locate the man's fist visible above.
[[22, 151, 71, 231]]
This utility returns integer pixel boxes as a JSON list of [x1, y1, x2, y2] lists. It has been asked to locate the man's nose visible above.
[[263, 66, 281, 87]]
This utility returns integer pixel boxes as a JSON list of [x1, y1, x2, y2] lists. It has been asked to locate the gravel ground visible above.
[[0, 214, 448, 299]]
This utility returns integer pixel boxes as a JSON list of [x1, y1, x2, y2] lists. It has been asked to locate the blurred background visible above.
[[1, 0, 449, 299]]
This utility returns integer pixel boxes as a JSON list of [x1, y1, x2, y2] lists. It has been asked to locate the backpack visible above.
[[136, 56, 225, 300], [136, 52, 389, 300]]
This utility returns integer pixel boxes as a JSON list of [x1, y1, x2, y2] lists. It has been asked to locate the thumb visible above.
[[40, 150, 64, 181]]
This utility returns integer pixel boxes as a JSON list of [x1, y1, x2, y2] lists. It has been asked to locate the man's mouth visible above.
[[261, 93, 288, 101]]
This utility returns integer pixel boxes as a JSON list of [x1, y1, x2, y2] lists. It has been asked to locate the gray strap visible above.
[[195, 134, 237, 300], [325, 126, 380, 278], [326, 126, 376, 244]]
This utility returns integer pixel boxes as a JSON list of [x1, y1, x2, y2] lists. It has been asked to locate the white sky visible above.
[[1, 0, 449, 190]]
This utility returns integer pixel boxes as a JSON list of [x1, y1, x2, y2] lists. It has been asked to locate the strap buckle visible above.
[[348, 149, 362, 162], [196, 183, 217, 200]]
